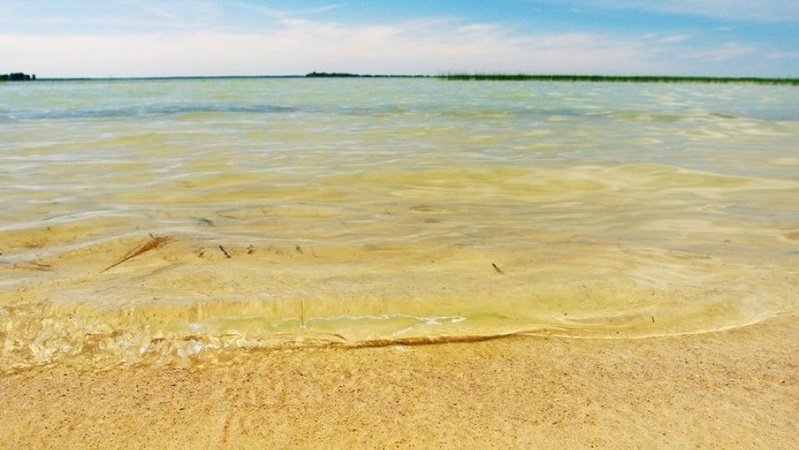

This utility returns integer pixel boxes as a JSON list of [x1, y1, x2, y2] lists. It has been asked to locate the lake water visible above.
[[1, 78, 797, 370]]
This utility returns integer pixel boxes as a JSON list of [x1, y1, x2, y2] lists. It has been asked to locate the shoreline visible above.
[[2, 313, 797, 448], [13, 74, 799, 85]]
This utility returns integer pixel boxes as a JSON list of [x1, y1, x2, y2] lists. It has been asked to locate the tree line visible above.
[[1, 73, 37, 81]]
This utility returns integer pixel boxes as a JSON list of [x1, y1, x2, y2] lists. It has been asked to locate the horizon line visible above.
[[5, 73, 799, 85]]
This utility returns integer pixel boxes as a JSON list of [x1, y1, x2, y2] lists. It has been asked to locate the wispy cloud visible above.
[[0, 0, 223, 33], [0, 16, 685, 77], [657, 34, 692, 44], [766, 51, 799, 60], [682, 43, 758, 61], [546, 0, 799, 22], [1, 1, 793, 77], [232, 1, 344, 20]]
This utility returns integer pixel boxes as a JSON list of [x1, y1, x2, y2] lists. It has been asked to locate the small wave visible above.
[[0, 290, 780, 372], [0, 104, 297, 122]]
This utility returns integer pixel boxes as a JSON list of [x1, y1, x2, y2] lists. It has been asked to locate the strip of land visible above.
[[12, 73, 799, 84], [437, 73, 799, 84], [304, 71, 799, 84], [2, 313, 797, 449]]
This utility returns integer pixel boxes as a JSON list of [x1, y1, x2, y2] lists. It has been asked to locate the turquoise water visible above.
[[1, 78, 798, 369]]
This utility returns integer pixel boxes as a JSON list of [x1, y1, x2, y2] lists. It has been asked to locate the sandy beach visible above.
[[2, 313, 797, 449]]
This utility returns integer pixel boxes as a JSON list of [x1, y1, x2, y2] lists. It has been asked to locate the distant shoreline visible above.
[[437, 73, 799, 85], [6, 72, 798, 85]]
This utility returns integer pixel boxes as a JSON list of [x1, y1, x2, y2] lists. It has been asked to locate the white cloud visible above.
[[4, 2, 789, 78], [0, 18, 686, 77], [657, 34, 692, 44], [232, 1, 343, 20], [767, 51, 799, 60], [661, 0, 799, 21], [682, 43, 758, 61], [548, 0, 799, 22]]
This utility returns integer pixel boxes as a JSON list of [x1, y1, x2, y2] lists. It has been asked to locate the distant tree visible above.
[[1, 72, 35, 81], [306, 71, 360, 78]]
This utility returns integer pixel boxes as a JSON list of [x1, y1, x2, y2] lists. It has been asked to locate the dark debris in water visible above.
[[100, 234, 174, 273]]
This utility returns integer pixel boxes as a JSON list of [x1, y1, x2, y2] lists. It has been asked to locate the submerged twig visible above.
[[492, 263, 505, 274], [19, 261, 52, 271], [100, 234, 174, 273]]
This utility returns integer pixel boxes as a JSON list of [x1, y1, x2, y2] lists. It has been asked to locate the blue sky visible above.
[[1, 0, 797, 78]]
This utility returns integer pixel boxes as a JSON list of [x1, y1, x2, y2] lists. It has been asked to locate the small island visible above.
[[306, 71, 361, 78], [1, 72, 37, 81], [305, 71, 428, 78]]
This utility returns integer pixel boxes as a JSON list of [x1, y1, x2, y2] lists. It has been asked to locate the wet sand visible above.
[[2, 314, 797, 449]]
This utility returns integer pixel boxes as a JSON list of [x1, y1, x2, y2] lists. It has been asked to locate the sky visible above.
[[1, 0, 797, 78]]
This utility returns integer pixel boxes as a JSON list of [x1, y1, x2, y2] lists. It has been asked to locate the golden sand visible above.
[[2, 314, 797, 449]]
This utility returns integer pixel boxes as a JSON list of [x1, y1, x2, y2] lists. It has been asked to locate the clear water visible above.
[[1, 78, 798, 369]]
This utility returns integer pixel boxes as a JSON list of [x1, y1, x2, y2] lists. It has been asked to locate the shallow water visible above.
[[1, 78, 798, 369]]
